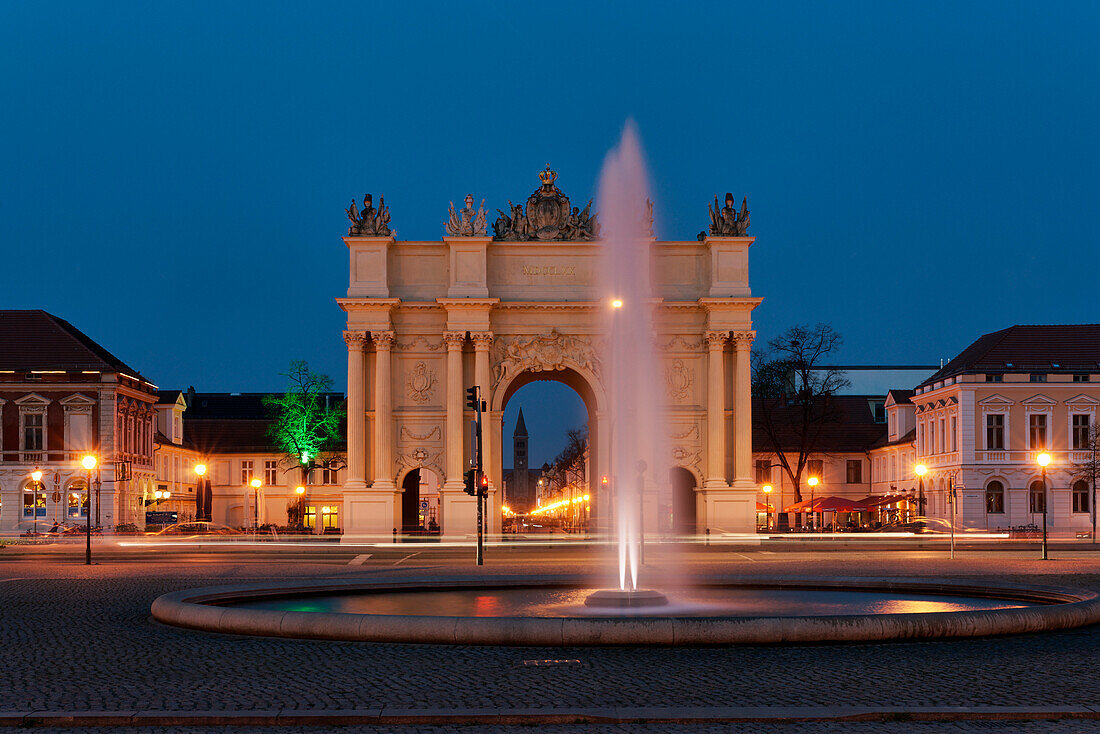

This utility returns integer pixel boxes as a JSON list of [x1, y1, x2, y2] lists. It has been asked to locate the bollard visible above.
[[392, 527, 397, 543], [705, 527, 710, 546]]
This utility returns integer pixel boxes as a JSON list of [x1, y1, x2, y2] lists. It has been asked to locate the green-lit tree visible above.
[[264, 362, 345, 524]]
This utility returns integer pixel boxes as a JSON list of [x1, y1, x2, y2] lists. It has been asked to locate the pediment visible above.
[[1066, 394, 1100, 407], [14, 393, 51, 407], [60, 393, 97, 407], [1021, 394, 1057, 406], [977, 394, 1014, 407]]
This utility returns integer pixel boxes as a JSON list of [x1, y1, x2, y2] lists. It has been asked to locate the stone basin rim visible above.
[[150, 575, 1100, 646]]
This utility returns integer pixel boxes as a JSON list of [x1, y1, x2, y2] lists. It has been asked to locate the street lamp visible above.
[[295, 485, 306, 531], [761, 484, 773, 532], [914, 464, 928, 532], [250, 477, 262, 529], [807, 476, 819, 532], [30, 468, 43, 535], [1037, 452, 1051, 560], [194, 463, 208, 522], [81, 454, 97, 565]]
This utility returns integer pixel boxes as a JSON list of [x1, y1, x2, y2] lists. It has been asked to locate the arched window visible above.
[[1029, 480, 1046, 514], [23, 483, 46, 518], [986, 481, 1005, 514], [1073, 480, 1090, 514], [68, 480, 89, 519]]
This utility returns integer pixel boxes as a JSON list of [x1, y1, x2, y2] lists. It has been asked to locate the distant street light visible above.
[[81, 454, 97, 565], [295, 485, 306, 530], [30, 468, 43, 536], [761, 484, 773, 532], [915, 464, 928, 532], [1038, 452, 1052, 560], [807, 476, 819, 532], [250, 477, 262, 529]]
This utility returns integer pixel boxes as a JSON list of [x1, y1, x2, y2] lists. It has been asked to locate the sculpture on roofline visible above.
[[347, 193, 391, 236], [492, 166, 599, 241], [445, 194, 488, 236], [707, 192, 750, 236]]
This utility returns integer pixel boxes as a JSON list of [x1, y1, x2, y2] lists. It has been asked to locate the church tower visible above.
[[513, 408, 529, 510]]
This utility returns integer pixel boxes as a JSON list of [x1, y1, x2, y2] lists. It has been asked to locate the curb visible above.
[[6, 706, 1100, 727]]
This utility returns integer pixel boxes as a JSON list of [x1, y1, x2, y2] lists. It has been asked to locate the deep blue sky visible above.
[[3, 2, 1097, 466]]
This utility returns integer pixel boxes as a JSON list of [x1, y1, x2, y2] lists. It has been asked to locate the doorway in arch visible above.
[[669, 467, 697, 535], [400, 468, 440, 533], [496, 370, 597, 536]]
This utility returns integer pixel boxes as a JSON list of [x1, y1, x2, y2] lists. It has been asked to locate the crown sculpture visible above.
[[493, 166, 600, 241]]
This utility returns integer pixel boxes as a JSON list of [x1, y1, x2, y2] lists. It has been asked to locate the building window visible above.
[[807, 459, 823, 482], [1030, 374, 1047, 383], [755, 460, 771, 483], [985, 481, 1005, 514], [846, 460, 862, 484], [321, 505, 339, 530], [240, 460, 254, 485], [949, 416, 957, 452], [303, 505, 316, 529], [1074, 374, 1091, 382], [1029, 414, 1048, 450], [22, 413, 45, 451], [1073, 480, 1090, 514], [23, 486, 47, 517], [1029, 480, 1046, 513], [68, 483, 89, 518], [322, 465, 339, 485], [1073, 414, 1091, 450], [264, 461, 278, 486], [939, 419, 946, 454], [986, 415, 1004, 450], [986, 374, 1003, 383]]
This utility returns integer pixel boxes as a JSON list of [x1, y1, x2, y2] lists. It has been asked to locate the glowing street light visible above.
[[194, 463, 207, 477], [295, 485, 306, 531], [29, 468, 44, 536], [611, 299, 623, 309], [807, 476, 819, 532], [761, 484, 778, 530], [914, 464, 928, 529], [80, 454, 97, 565], [250, 477, 262, 529], [1037, 452, 1052, 560]]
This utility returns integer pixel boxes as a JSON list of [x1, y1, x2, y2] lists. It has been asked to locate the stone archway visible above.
[[337, 169, 761, 538]]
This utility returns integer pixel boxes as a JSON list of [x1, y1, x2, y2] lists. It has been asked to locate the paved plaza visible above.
[[3, 542, 1100, 731]]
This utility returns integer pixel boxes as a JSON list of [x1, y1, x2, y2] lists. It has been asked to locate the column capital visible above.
[[731, 331, 756, 350], [343, 330, 369, 350], [471, 331, 494, 350], [372, 330, 396, 350], [442, 331, 467, 349], [704, 331, 729, 350]]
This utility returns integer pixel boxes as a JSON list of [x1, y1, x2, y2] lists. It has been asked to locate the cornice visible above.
[[337, 298, 401, 313]]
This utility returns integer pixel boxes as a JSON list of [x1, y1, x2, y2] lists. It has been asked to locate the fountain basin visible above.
[[151, 575, 1100, 646]]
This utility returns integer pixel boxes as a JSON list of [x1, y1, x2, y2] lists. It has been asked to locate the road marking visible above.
[[393, 552, 421, 565], [347, 554, 372, 565], [732, 552, 756, 561]]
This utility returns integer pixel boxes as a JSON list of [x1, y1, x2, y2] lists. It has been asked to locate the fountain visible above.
[[151, 125, 1100, 645]]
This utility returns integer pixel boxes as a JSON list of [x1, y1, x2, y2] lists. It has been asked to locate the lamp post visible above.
[[250, 477, 262, 529], [81, 455, 97, 565], [1038, 452, 1051, 560], [914, 464, 927, 532], [295, 485, 306, 531], [762, 484, 773, 532], [194, 463, 207, 522], [807, 476, 819, 532], [948, 474, 957, 560], [30, 468, 43, 535]]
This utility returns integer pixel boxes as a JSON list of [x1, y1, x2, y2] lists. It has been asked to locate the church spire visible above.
[[513, 407, 528, 437]]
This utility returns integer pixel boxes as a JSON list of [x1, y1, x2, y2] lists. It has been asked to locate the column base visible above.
[[701, 482, 755, 535], [440, 482, 478, 538], [342, 483, 400, 537]]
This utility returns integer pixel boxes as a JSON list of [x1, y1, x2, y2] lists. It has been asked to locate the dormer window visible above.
[[986, 374, 1003, 383], [1030, 374, 1047, 383]]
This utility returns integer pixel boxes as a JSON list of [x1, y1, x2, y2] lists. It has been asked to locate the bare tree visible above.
[[1073, 425, 1100, 543], [751, 324, 850, 504]]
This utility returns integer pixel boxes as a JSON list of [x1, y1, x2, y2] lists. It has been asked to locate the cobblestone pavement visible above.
[[20, 724, 1100, 733], [2, 545, 1100, 723]]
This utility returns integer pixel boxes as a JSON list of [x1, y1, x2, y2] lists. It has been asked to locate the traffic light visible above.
[[480, 473, 489, 497], [466, 386, 479, 412], [464, 469, 478, 496]]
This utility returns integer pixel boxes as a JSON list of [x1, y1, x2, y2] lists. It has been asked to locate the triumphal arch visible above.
[[337, 170, 760, 537]]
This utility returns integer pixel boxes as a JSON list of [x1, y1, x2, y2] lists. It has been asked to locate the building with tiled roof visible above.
[[0, 311, 158, 533]]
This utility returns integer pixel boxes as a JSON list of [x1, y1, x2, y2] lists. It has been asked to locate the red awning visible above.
[[783, 495, 870, 513], [756, 501, 774, 512]]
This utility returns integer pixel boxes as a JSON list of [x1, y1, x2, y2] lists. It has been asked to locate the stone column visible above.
[[471, 332, 494, 484], [731, 331, 755, 486], [443, 331, 467, 489], [371, 331, 396, 491], [704, 331, 729, 489], [343, 330, 369, 490]]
